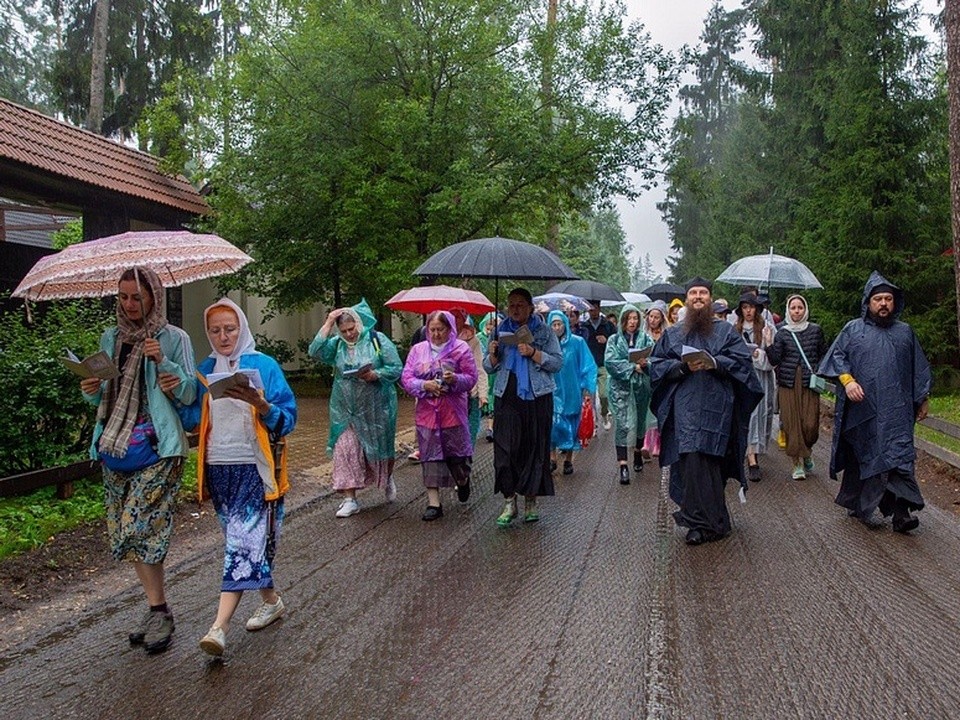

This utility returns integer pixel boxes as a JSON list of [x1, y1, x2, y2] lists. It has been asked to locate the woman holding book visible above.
[[604, 304, 654, 485], [178, 297, 297, 657], [79, 266, 197, 655], [308, 300, 403, 518], [400, 310, 478, 520], [484, 288, 563, 526]]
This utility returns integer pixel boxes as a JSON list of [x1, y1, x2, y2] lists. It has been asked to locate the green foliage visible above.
[[49, 0, 217, 138], [254, 333, 296, 366], [207, 0, 678, 314], [0, 477, 105, 559], [0, 297, 112, 476], [0, 452, 199, 560], [51, 218, 83, 250], [558, 207, 631, 290], [662, 1, 954, 361]]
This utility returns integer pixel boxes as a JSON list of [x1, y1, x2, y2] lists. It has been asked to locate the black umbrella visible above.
[[414, 236, 578, 280], [642, 282, 685, 303], [546, 279, 624, 303], [414, 237, 579, 335]]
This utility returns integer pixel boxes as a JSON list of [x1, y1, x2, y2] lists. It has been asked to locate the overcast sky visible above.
[[616, 0, 942, 279]]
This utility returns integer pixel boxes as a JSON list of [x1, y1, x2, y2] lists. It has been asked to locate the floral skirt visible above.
[[332, 425, 390, 490], [207, 463, 283, 592], [102, 457, 183, 564]]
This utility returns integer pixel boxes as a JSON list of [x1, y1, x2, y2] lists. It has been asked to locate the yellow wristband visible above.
[[839, 374, 855, 387]]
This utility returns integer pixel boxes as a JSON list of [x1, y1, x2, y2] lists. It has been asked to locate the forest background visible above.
[[0, 0, 956, 363]]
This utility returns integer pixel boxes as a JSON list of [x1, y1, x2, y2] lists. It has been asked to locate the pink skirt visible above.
[[331, 426, 391, 491]]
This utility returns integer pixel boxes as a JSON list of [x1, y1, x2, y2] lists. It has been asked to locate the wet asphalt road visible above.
[[4, 427, 960, 719]]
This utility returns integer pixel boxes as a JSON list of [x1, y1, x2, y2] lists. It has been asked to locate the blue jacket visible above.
[[547, 310, 597, 415], [483, 316, 563, 398], [84, 324, 197, 460]]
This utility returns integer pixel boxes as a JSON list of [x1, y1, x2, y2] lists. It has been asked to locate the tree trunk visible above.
[[949, 1, 960, 349], [85, 0, 110, 133], [541, 0, 559, 255]]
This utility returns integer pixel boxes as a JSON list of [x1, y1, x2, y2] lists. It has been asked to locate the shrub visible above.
[[0, 297, 112, 476]]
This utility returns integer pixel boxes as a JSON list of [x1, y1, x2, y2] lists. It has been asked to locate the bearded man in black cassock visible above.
[[818, 271, 931, 533], [650, 277, 763, 545]]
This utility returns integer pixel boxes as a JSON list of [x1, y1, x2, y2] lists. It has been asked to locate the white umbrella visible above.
[[13, 230, 253, 301], [599, 292, 651, 308], [717, 248, 823, 290]]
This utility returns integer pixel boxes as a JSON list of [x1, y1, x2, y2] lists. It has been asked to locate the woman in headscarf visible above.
[[484, 288, 563, 526], [309, 299, 403, 518], [604, 304, 654, 485], [179, 298, 297, 657], [734, 293, 776, 481], [477, 311, 502, 442], [640, 301, 667, 460], [401, 311, 478, 520], [79, 267, 197, 655], [547, 310, 597, 475], [766, 294, 828, 480]]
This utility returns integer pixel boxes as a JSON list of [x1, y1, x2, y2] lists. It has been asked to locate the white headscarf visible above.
[[783, 294, 809, 333], [204, 297, 257, 372]]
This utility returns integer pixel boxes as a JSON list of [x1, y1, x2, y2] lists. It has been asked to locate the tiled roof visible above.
[[0, 97, 209, 216]]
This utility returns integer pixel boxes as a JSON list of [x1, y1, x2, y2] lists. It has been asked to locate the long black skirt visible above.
[[671, 451, 731, 539], [493, 373, 555, 498]]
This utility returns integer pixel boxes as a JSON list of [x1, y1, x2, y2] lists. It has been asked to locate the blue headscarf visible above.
[[499, 312, 544, 401]]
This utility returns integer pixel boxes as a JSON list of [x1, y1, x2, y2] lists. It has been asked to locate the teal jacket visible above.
[[83, 324, 198, 460]]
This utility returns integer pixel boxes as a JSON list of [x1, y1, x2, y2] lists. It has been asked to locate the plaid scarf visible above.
[[98, 267, 168, 457]]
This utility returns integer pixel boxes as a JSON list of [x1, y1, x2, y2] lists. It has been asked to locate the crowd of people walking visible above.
[[76, 264, 932, 659]]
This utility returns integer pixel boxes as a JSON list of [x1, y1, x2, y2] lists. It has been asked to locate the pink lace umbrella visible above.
[[13, 230, 253, 301]]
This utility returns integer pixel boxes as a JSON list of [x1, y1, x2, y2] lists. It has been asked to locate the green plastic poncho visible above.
[[308, 299, 402, 460], [603, 304, 653, 448]]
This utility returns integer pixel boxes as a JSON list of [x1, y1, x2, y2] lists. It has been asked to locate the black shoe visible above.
[[892, 513, 919, 533], [633, 453, 643, 472], [685, 529, 706, 546], [747, 463, 761, 482], [550, 460, 557, 472], [619, 465, 630, 485], [456, 479, 471, 503], [421, 505, 443, 521], [485, 429, 494, 443], [563, 460, 574, 475]]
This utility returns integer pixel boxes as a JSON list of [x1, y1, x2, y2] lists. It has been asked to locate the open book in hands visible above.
[[629, 346, 652, 362], [681, 345, 717, 370], [61, 348, 120, 380], [206, 368, 264, 399], [341, 363, 373, 379], [498, 325, 534, 346]]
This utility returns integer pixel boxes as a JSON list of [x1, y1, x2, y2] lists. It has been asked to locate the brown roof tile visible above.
[[0, 97, 209, 216]]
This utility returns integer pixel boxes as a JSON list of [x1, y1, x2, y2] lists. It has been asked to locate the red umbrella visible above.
[[385, 285, 495, 316]]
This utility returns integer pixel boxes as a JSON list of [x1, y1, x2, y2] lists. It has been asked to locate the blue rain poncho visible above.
[[547, 310, 597, 450], [308, 299, 402, 460]]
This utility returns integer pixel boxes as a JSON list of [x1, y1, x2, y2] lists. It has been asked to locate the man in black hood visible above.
[[819, 271, 931, 533]]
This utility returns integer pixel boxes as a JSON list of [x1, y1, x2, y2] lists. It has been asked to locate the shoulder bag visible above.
[[789, 331, 827, 395]]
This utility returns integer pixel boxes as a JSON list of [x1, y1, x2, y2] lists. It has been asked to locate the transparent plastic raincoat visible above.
[[547, 310, 597, 450], [308, 299, 402, 461], [604, 304, 653, 449]]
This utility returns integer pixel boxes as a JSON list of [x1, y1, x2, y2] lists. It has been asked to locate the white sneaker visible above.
[[199, 625, 226, 656], [336, 498, 360, 518], [246, 596, 285, 631], [385, 475, 397, 502], [603, 415, 612, 431]]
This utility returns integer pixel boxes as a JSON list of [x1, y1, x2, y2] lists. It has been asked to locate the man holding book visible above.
[[649, 277, 762, 546]]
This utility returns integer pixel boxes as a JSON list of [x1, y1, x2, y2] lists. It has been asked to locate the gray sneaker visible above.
[[143, 610, 175, 654], [129, 609, 152, 645]]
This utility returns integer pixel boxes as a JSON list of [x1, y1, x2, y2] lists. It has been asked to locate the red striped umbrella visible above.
[[385, 285, 494, 316]]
